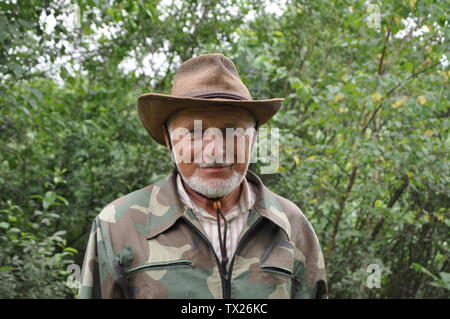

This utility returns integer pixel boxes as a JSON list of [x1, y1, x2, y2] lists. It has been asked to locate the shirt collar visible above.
[[144, 168, 291, 240], [176, 172, 255, 222]]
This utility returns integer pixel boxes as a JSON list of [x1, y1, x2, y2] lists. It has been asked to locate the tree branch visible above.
[[325, 154, 359, 264], [377, 18, 393, 76], [361, 62, 440, 134], [371, 174, 410, 240]]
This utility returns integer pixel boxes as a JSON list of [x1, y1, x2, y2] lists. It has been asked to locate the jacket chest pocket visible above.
[[257, 264, 301, 299], [260, 265, 301, 284], [257, 237, 299, 287], [120, 236, 197, 298], [125, 259, 193, 277], [123, 259, 195, 298], [129, 237, 194, 278]]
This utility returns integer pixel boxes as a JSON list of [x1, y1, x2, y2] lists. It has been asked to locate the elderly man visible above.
[[78, 53, 328, 299]]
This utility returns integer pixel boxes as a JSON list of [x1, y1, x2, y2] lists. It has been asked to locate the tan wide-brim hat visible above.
[[137, 53, 284, 145]]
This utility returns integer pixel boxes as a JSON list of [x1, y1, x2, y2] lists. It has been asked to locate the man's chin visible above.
[[186, 175, 243, 198], [195, 179, 233, 191]]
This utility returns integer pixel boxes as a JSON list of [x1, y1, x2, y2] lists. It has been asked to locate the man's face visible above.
[[163, 106, 256, 198]]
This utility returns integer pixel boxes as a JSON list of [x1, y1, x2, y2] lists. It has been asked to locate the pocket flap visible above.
[[125, 259, 193, 276]]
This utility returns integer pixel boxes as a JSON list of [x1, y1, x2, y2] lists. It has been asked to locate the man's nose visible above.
[[203, 136, 226, 161]]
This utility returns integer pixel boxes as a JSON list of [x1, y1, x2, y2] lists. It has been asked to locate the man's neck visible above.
[[182, 179, 243, 217]]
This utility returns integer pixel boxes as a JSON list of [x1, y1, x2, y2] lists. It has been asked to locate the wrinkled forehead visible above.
[[167, 106, 256, 130]]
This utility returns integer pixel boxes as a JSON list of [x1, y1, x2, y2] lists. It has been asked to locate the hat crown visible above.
[[170, 53, 252, 100]]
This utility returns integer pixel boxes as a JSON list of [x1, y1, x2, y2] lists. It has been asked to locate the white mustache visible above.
[[198, 162, 233, 168]]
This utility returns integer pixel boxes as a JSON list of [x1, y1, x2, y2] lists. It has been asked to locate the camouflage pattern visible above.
[[78, 168, 328, 299]]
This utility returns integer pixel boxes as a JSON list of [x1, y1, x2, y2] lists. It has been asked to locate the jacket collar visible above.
[[246, 170, 291, 240], [145, 168, 291, 240]]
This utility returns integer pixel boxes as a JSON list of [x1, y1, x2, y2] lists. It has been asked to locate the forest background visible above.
[[0, 0, 448, 298]]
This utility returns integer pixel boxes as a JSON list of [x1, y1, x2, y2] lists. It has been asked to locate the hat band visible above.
[[191, 92, 248, 100]]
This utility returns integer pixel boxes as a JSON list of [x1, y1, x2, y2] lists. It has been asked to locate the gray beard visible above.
[[173, 158, 247, 199], [181, 167, 244, 198]]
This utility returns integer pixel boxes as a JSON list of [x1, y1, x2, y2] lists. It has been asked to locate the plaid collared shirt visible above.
[[176, 172, 256, 266]]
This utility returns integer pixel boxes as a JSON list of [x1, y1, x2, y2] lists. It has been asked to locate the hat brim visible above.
[[137, 93, 284, 145]]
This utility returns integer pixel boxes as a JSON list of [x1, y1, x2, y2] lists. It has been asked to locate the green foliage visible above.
[[0, 194, 77, 298], [412, 263, 450, 291], [0, 0, 448, 298]]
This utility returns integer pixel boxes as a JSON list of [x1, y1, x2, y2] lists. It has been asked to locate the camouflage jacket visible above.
[[78, 169, 328, 299]]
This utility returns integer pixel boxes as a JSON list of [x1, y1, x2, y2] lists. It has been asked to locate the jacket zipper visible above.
[[260, 265, 301, 283], [124, 260, 192, 277], [182, 212, 264, 299], [181, 216, 229, 298], [225, 215, 264, 298]]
